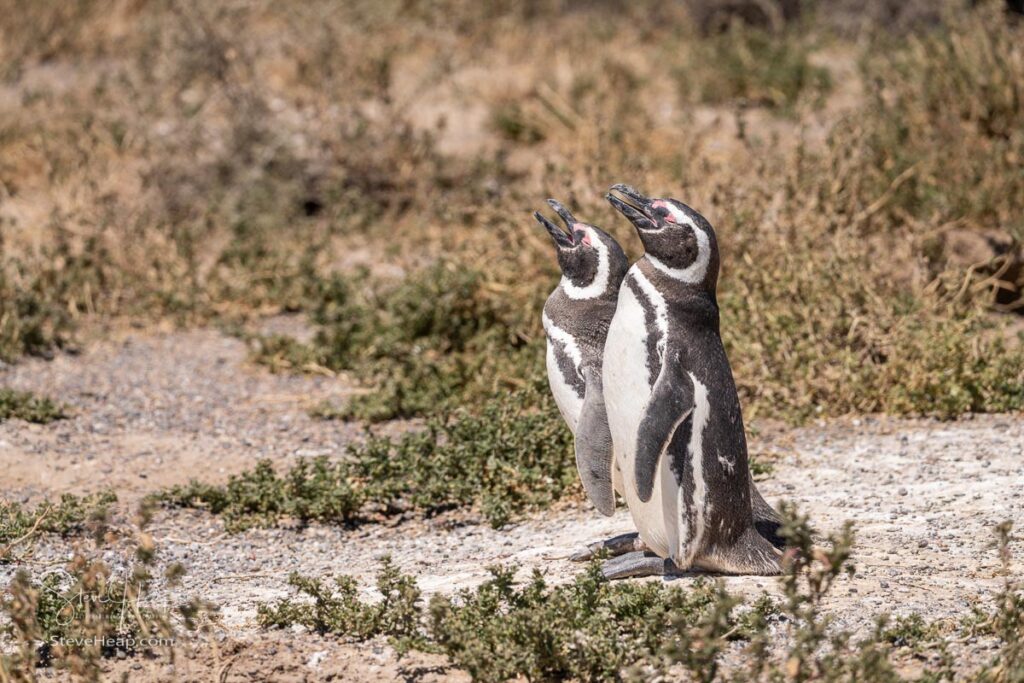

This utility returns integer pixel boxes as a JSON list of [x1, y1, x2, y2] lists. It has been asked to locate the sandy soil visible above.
[[2, 326, 1022, 681]]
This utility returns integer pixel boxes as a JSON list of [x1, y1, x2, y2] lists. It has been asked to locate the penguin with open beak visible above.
[[535, 199, 629, 518], [594, 184, 784, 579]]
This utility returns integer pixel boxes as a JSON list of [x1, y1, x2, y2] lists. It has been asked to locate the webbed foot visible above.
[[570, 532, 648, 562], [600, 550, 678, 580]]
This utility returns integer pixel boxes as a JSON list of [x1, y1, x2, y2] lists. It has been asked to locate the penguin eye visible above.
[[574, 229, 592, 246], [653, 205, 676, 224]]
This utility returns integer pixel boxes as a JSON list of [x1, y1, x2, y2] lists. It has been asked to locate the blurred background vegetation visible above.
[[1, 0, 1022, 429]]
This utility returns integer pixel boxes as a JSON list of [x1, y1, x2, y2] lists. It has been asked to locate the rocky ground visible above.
[[1, 326, 1022, 681]]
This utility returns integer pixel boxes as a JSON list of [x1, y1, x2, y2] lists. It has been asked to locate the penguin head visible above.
[[534, 198, 628, 299], [606, 183, 719, 290]]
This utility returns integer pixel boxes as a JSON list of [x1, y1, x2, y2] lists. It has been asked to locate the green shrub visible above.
[[161, 388, 574, 529], [257, 556, 425, 650], [259, 558, 760, 682], [1, 492, 116, 561], [0, 265, 76, 363], [880, 613, 945, 649], [157, 458, 362, 533], [255, 514, 1024, 682], [428, 566, 729, 683], [0, 388, 67, 424], [252, 262, 543, 422]]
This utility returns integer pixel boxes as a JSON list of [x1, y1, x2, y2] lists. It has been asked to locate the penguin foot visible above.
[[600, 551, 677, 580], [570, 532, 648, 562]]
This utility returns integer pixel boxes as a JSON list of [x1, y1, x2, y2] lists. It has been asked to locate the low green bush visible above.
[[160, 388, 574, 529], [0, 388, 67, 424]]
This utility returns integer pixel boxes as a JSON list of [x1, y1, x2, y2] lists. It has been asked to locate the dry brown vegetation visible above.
[[2, 0, 1024, 678], [2, 0, 1022, 423]]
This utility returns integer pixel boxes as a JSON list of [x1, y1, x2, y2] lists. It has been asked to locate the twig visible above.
[[154, 535, 226, 546], [0, 505, 52, 561], [217, 654, 239, 683], [211, 572, 282, 583], [852, 163, 919, 225]]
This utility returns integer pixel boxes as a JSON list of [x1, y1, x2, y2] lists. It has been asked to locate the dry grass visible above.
[[2, 3, 1023, 677], [1, 0, 1022, 426]]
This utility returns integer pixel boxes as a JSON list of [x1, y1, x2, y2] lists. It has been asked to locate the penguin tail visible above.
[[694, 527, 783, 576], [750, 482, 785, 550]]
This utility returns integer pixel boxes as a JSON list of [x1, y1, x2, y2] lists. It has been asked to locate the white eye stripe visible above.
[[645, 202, 690, 231], [663, 203, 688, 224]]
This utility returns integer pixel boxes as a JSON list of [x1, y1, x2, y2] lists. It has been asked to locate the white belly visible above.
[[546, 340, 583, 433], [604, 278, 695, 566]]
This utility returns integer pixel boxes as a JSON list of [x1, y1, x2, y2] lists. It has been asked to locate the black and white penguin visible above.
[[600, 184, 783, 577], [535, 199, 629, 516]]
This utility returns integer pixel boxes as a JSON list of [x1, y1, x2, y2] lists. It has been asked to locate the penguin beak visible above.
[[533, 210, 574, 249], [546, 199, 577, 229], [549, 198, 591, 245], [535, 198, 586, 248], [606, 184, 658, 232]]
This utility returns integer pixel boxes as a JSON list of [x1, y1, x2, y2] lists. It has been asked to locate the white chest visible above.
[[602, 282, 657, 479], [602, 272, 685, 561]]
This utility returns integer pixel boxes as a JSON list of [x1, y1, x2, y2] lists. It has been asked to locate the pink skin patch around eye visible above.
[[573, 224, 592, 245], [651, 200, 677, 223]]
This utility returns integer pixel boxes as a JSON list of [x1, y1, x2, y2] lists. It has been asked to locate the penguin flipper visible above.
[[634, 358, 694, 503], [574, 367, 616, 516]]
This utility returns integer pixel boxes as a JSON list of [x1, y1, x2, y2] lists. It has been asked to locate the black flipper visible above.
[[574, 367, 616, 516], [634, 353, 694, 502]]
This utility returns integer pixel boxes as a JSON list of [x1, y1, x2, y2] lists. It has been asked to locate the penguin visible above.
[[534, 199, 629, 516], [600, 183, 783, 578]]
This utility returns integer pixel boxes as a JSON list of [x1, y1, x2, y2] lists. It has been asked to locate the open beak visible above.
[[546, 198, 577, 229], [606, 183, 657, 232], [534, 198, 581, 248], [534, 211, 573, 248]]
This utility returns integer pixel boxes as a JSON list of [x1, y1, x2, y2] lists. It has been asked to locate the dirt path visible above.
[[0, 325, 369, 502], [2, 328, 1022, 680]]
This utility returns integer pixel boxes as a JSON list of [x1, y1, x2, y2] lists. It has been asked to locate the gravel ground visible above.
[[0, 325, 371, 503], [1, 327, 1022, 681]]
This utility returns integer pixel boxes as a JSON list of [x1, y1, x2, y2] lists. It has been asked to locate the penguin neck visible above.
[[637, 257, 718, 301], [552, 281, 618, 312], [544, 288, 615, 355]]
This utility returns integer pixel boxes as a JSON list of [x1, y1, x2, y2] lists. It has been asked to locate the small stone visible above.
[[898, 487, 908, 496]]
